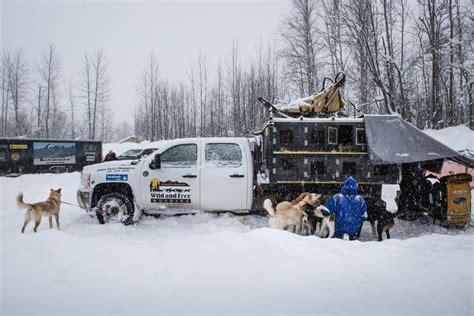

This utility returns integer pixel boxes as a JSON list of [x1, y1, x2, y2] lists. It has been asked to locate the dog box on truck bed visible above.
[[0, 138, 102, 175], [254, 100, 472, 207], [255, 117, 400, 203]]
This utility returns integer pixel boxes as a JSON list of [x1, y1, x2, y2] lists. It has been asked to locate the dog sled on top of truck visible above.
[[76, 72, 473, 227]]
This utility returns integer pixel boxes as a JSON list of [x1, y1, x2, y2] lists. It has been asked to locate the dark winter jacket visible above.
[[103, 151, 117, 162], [325, 177, 367, 239]]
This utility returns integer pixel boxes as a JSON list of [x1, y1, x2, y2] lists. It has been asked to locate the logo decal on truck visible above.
[[106, 174, 128, 181], [149, 177, 191, 204]]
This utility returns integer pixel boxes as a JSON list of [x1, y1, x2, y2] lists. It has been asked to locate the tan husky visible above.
[[263, 193, 321, 235], [17, 188, 62, 233]]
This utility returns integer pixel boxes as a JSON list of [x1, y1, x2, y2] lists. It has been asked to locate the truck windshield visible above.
[[120, 149, 143, 157]]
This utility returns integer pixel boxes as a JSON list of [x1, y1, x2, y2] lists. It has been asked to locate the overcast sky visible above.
[[2, 0, 289, 125]]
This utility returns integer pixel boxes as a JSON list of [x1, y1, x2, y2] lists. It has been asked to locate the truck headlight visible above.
[[81, 173, 91, 189]]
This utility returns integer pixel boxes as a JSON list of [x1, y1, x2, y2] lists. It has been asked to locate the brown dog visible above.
[[263, 193, 321, 235], [291, 192, 315, 205], [17, 188, 62, 233]]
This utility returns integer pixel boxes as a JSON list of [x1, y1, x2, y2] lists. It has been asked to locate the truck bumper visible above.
[[77, 189, 92, 211]]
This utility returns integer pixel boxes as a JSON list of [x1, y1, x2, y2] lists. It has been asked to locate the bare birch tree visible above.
[[135, 52, 160, 140], [417, 0, 449, 128], [228, 42, 243, 136], [68, 79, 76, 139], [6, 49, 29, 136], [321, 0, 346, 76], [79, 50, 110, 140], [79, 54, 93, 139], [280, 0, 320, 96], [1, 52, 11, 137], [36, 43, 61, 138], [92, 50, 109, 139]]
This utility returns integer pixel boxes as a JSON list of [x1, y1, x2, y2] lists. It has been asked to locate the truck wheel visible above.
[[96, 192, 134, 225]]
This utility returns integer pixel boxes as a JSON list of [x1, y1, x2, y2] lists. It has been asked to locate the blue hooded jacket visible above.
[[325, 177, 367, 238]]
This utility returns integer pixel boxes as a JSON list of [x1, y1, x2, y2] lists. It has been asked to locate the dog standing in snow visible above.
[[313, 205, 336, 238], [366, 198, 396, 241], [16, 188, 62, 233], [263, 193, 321, 235]]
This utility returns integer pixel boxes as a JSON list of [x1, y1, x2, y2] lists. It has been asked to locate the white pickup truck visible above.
[[76, 113, 467, 225], [77, 137, 256, 224], [77, 83, 471, 225]]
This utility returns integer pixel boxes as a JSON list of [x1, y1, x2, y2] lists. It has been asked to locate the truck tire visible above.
[[96, 192, 134, 225]]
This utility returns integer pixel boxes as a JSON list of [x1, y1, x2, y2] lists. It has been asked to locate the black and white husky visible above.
[[313, 205, 335, 238]]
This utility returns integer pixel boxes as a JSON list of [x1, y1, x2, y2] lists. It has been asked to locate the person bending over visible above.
[[324, 176, 367, 240]]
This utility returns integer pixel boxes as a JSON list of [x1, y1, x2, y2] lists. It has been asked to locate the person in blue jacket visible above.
[[324, 176, 367, 240]]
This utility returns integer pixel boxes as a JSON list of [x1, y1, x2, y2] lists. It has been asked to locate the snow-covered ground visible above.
[[2, 125, 474, 315], [1, 172, 473, 315]]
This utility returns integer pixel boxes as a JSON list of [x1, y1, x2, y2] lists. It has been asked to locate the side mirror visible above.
[[149, 154, 161, 170]]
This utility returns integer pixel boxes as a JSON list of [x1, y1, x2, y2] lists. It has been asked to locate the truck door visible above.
[[200, 141, 249, 211], [141, 142, 200, 211]]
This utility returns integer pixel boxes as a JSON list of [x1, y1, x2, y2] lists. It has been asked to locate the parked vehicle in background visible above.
[[0, 138, 102, 175], [116, 148, 158, 160]]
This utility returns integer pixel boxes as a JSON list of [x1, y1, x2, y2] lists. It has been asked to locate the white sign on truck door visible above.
[[140, 142, 200, 211]]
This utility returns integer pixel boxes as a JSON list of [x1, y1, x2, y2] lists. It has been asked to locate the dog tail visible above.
[[263, 199, 275, 217], [16, 192, 32, 209]]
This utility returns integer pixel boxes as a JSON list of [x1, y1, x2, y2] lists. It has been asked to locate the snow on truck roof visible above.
[[273, 116, 364, 123]]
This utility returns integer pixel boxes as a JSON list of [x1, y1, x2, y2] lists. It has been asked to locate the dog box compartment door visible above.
[[443, 173, 472, 224]]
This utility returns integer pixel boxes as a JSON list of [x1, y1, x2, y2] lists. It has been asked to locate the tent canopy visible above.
[[364, 115, 474, 168]]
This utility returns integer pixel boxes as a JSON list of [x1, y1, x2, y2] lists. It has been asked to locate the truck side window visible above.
[[310, 129, 325, 144], [342, 161, 356, 175], [310, 161, 325, 175], [161, 144, 197, 168], [205, 143, 242, 167], [280, 130, 293, 143], [328, 127, 338, 144]]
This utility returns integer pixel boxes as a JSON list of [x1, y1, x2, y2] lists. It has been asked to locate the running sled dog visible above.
[[16, 188, 62, 233], [263, 193, 321, 235]]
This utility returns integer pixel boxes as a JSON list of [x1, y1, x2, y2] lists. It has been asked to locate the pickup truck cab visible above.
[[77, 138, 254, 223]]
